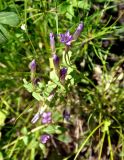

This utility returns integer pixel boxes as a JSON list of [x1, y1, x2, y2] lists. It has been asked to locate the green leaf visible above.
[[0, 12, 19, 27], [66, 5, 74, 20], [43, 81, 57, 97], [0, 30, 6, 43], [0, 24, 10, 44], [50, 70, 59, 83], [21, 127, 28, 135], [38, 81, 45, 89], [28, 139, 38, 149], [58, 2, 70, 14], [43, 125, 63, 134], [32, 92, 43, 101], [0, 152, 3, 160], [52, 111, 63, 122], [43, 125, 56, 134], [39, 143, 47, 156], [0, 111, 6, 126], [57, 134, 72, 144], [23, 79, 34, 93], [72, 0, 90, 10], [22, 136, 28, 145]]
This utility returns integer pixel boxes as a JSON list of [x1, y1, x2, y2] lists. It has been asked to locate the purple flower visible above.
[[40, 134, 50, 144], [60, 31, 73, 46], [73, 22, 83, 40], [63, 110, 70, 121], [42, 112, 52, 124], [59, 67, 67, 83], [29, 59, 36, 72], [53, 54, 59, 69], [50, 32, 55, 53]]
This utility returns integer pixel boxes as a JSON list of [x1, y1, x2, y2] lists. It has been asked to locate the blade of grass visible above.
[[74, 121, 104, 160]]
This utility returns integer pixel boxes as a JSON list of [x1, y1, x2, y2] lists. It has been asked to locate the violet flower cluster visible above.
[[50, 32, 68, 84], [40, 112, 52, 143], [60, 22, 83, 46], [31, 111, 52, 144], [30, 22, 84, 144]]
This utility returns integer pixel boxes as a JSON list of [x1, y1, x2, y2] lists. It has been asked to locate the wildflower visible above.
[[40, 134, 50, 144], [50, 32, 55, 53], [53, 54, 60, 69], [21, 24, 27, 31], [42, 112, 52, 124], [29, 59, 36, 72], [63, 109, 70, 121], [73, 22, 83, 40], [60, 31, 73, 46], [59, 67, 67, 83]]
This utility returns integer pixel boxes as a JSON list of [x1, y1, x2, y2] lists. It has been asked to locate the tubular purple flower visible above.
[[40, 134, 50, 144], [29, 59, 36, 83], [42, 112, 52, 124], [53, 54, 59, 69], [29, 59, 36, 72], [60, 31, 73, 46], [59, 67, 67, 83], [50, 32, 55, 53], [73, 22, 83, 40]]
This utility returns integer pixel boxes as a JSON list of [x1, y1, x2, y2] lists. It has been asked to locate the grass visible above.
[[0, 0, 124, 159]]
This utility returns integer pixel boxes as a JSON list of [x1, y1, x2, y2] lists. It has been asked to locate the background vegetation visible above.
[[0, 0, 124, 159]]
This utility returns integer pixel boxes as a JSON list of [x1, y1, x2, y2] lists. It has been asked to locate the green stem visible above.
[[74, 121, 104, 160], [2, 125, 45, 150], [107, 129, 114, 160], [98, 131, 106, 160]]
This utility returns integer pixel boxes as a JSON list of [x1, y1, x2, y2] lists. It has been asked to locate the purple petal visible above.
[[42, 112, 48, 118], [41, 134, 50, 144], [47, 112, 52, 116], [42, 119, 48, 124], [60, 31, 73, 46]]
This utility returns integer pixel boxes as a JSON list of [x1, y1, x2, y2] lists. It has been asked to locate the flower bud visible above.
[[63, 109, 70, 121], [31, 112, 40, 124], [59, 67, 67, 83], [73, 22, 83, 40], [53, 54, 59, 69], [29, 59, 36, 72], [50, 32, 55, 53]]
